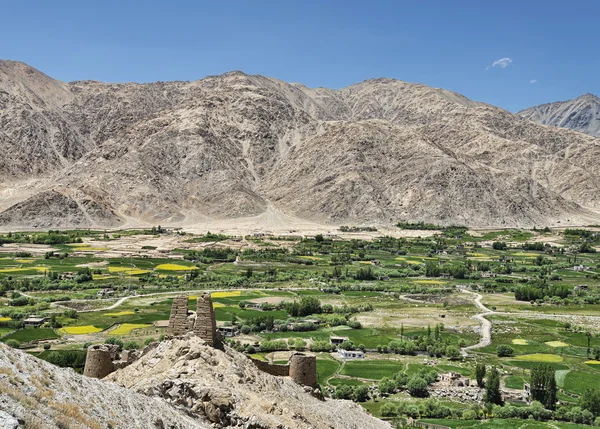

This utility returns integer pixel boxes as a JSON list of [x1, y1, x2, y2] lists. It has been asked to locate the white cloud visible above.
[[491, 57, 513, 68], [530, 79, 537, 84]]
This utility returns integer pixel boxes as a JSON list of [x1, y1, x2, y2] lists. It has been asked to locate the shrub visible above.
[[43, 344, 51, 350], [240, 325, 252, 335], [497, 345, 515, 357], [123, 341, 140, 350], [5, 339, 20, 348], [104, 337, 124, 351]]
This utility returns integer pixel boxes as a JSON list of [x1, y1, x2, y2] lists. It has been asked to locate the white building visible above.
[[337, 349, 365, 359]]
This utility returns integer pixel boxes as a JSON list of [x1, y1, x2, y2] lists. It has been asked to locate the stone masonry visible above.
[[166, 295, 190, 337], [289, 354, 317, 387], [194, 293, 219, 347], [83, 344, 119, 379]]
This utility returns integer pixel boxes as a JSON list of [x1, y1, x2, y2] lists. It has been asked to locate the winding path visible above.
[[459, 289, 494, 355]]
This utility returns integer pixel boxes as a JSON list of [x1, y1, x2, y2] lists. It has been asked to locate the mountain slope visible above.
[[1, 60, 600, 229], [518, 93, 600, 137], [0, 342, 211, 428]]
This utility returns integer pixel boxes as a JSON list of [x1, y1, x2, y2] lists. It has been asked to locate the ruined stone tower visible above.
[[166, 295, 190, 337], [83, 344, 119, 379], [289, 353, 317, 387], [194, 293, 219, 347]]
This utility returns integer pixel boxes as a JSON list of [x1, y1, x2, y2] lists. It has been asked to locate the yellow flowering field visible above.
[[211, 291, 241, 298], [104, 311, 135, 317], [107, 267, 150, 275], [110, 323, 151, 335], [155, 263, 195, 271], [60, 325, 103, 335]]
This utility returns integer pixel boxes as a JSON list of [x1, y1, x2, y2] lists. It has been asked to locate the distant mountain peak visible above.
[[518, 94, 600, 137]]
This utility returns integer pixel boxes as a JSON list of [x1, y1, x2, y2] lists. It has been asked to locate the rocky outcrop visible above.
[[107, 337, 390, 429], [2, 60, 600, 228], [0, 342, 211, 428]]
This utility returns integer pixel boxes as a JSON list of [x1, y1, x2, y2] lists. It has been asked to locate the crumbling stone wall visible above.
[[167, 295, 190, 337], [289, 354, 317, 387], [250, 358, 290, 377], [83, 344, 118, 379], [194, 293, 219, 347]]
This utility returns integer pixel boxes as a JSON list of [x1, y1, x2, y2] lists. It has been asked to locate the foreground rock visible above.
[[107, 336, 390, 429], [0, 342, 210, 428], [0, 338, 389, 428]]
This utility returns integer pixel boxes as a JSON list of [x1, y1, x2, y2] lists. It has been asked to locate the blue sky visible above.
[[1, 0, 598, 112]]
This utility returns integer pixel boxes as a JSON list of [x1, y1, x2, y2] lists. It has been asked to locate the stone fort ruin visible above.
[[84, 292, 318, 389], [83, 344, 147, 379], [167, 293, 219, 347]]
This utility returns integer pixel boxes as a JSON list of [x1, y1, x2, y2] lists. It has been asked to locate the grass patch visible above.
[[504, 375, 525, 389], [514, 354, 563, 363], [340, 360, 404, 380], [316, 358, 340, 385], [545, 341, 569, 347], [2, 328, 59, 343], [563, 371, 600, 396], [511, 339, 528, 345], [329, 378, 366, 386]]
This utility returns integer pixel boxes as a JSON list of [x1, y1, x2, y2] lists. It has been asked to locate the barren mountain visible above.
[[518, 93, 600, 137], [0, 339, 389, 429], [1, 60, 600, 229]]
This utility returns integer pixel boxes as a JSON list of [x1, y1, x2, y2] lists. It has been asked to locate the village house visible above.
[[97, 288, 115, 298], [337, 349, 365, 359], [23, 316, 47, 328], [329, 335, 349, 346], [218, 326, 240, 337]]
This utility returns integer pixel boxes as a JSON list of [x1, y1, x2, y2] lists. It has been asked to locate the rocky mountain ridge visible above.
[[518, 93, 600, 137], [1, 60, 600, 229]]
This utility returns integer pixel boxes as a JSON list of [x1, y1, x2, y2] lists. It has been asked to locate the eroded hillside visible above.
[[2, 60, 600, 228]]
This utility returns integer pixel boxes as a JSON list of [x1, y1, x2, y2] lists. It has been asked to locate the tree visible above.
[[445, 345, 461, 360], [593, 345, 600, 361], [492, 242, 508, 251], [378, 377, 396, 396], [475, 363, 486, 388], [496, 345, 514, 357], [407, 376, 429, 398], [485, 367, 502, 405], [530, 363, 557, 410], [579, 388, 600, 417]]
